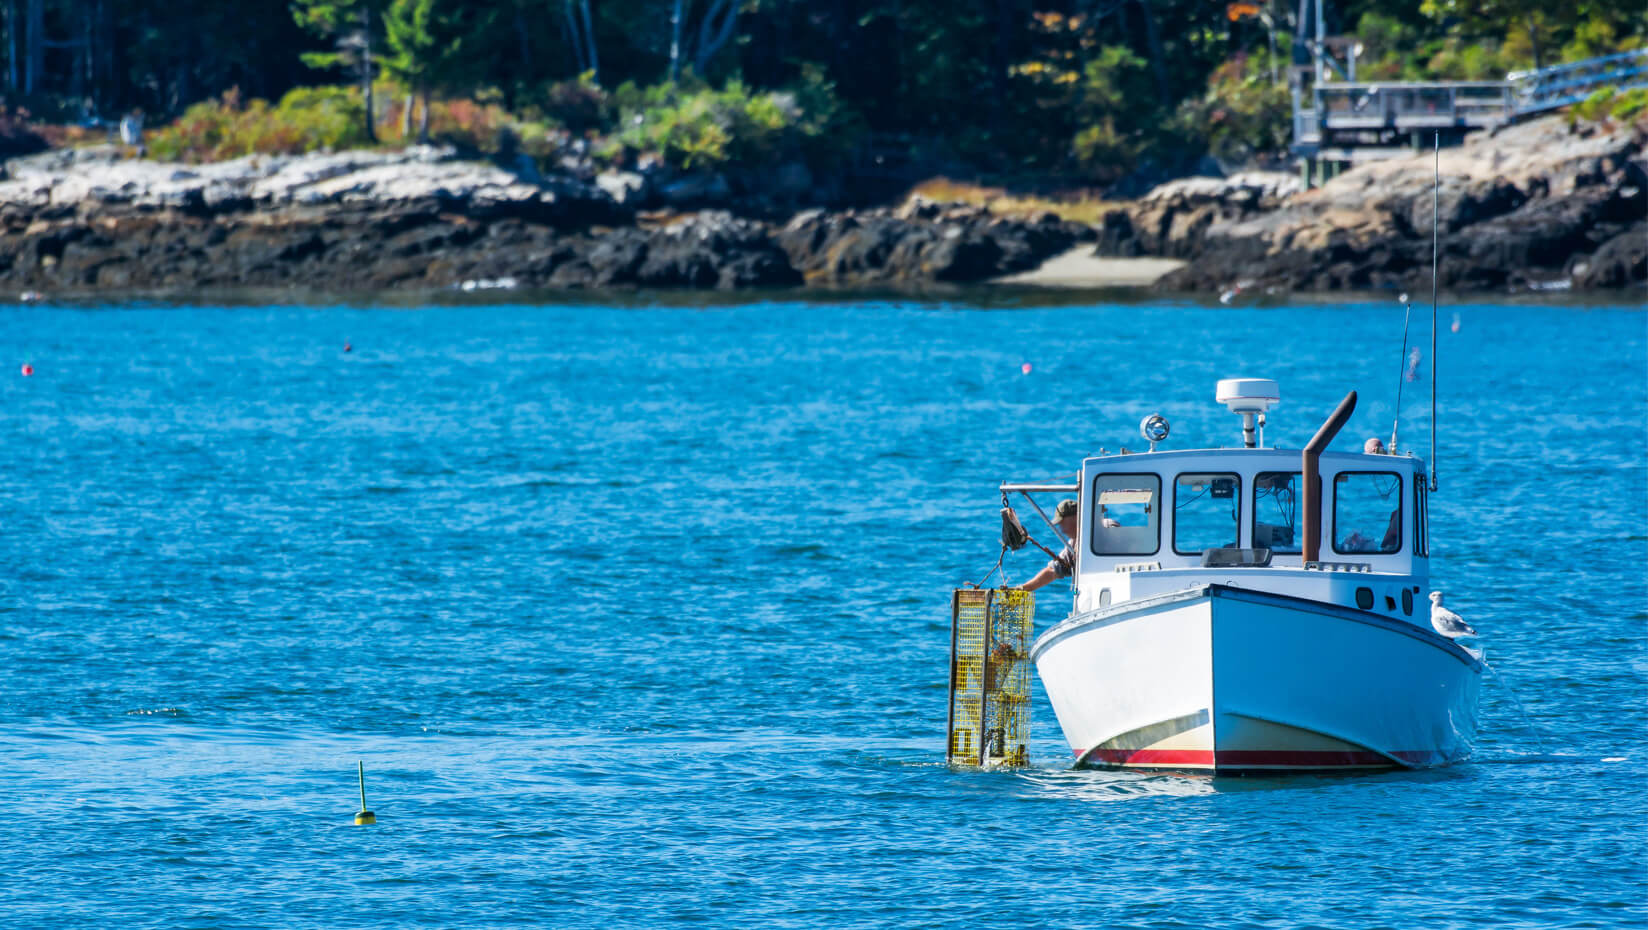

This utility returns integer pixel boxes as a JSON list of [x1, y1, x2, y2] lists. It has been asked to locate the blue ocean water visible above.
[[0, 295, 1643, 929]]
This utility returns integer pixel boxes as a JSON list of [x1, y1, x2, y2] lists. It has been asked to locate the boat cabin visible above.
[[1070, 447, 1429, 622], [1009, 379, 1435, 629]]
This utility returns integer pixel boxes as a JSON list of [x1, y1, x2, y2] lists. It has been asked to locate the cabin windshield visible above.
[[1174, 472, 1240, 555], [1254, 471, 1302, 553], [1334, 471, 1404, 554]]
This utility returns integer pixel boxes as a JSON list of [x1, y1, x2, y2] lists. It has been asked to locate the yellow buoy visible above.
[[354, 760, 376, 825]]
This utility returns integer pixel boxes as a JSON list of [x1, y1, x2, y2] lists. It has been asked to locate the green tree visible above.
[[1421, 0, 1564, 69], [293, 0, 389, 141], [382, 0, 496, 140]]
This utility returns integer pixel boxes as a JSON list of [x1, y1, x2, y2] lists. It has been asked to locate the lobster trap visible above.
[[947, 588, 1034, 768]]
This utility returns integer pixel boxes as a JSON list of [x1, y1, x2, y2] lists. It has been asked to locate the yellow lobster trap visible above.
[[948, 588, 1033, 768]]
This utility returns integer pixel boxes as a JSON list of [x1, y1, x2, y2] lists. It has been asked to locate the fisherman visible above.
[[1017, 499, 1079, 592]]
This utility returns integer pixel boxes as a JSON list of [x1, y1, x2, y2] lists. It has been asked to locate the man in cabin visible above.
[[1017, 499, 1080, 593]]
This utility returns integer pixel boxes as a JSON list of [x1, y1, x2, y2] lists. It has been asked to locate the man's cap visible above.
[[1055, 499, 1079, 520]]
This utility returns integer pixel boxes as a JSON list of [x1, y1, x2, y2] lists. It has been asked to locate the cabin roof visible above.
[[1080, 448, 1426, 474]]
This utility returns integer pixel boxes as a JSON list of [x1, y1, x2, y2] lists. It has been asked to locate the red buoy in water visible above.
[[344, 343, 352, 353], [1021, 363, 1032, 375], [20, 363, 32, 377]]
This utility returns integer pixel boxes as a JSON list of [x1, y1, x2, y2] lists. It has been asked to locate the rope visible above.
[[967, 547, 1009, 589]]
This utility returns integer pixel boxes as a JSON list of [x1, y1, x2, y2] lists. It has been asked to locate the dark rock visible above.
[[779, 203, 1082, 283], [926, 230, 1004, 281], [1096, 209, 1140, 257], [659, 173, 731, 208], [1462, 186, 1621, 276], [1571, 225, 1647, 289], [584, 229, 651, 285], [546, 212, 801, 290], [1407, 177, 1527, 235]]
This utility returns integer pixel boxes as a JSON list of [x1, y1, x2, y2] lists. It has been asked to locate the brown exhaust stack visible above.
[[1302, 391, 1357, 566]]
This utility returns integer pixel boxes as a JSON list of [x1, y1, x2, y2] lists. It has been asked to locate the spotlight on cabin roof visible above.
[[1139, 413, 1169, 451]]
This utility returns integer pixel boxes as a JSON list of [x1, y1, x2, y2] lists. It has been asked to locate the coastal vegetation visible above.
[[0, 0, 1640, 187]]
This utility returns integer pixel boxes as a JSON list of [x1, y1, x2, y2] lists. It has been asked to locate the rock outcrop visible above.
[[1095, 172, 1301, 259], [779, 200, 1092, 284], [1115, 116, 1647, 294], [0, 144, 628, 226], [0, 147, 1093, 293], [546, 212, 802, 288]]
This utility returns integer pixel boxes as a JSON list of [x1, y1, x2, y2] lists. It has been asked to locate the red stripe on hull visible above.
[[1076, 748, 1445, 769]]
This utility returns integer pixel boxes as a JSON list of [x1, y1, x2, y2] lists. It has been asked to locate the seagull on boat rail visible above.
[[1429, 592, 1477, 640]]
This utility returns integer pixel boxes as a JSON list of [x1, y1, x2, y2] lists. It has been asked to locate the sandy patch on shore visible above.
[[992, 247, 1185, 287]]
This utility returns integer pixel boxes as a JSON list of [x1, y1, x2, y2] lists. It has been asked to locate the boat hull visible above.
[[1031, 584, 1481, 774]]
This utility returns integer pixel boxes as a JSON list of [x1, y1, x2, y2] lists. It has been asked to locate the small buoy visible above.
[[1450, 313, 1461, 333], [1020, 363, 1032, 375], [354, 760, 376, 825], [344, 343, 352, 353], [20, 363, 32, 377]]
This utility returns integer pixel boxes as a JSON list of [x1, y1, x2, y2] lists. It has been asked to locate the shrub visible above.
[[1611, 87, 1648, 122], [1063, 45, 1161, 180], [614, 67, 856, 173], [1423, 39, 1507, 80], [1170, 52, 1291, 164], [535, 74, 612, 133], [1071, 118, 1141, 182], [148, 85, 371, 161], [1356, 12, 1421, 80], [1561, 86, 1648, 127], [1571, 86, 1617, 123], [426, 97, 517, 150]]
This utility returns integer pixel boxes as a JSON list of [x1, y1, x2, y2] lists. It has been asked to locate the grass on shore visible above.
[[905, 177, 1125, 224]]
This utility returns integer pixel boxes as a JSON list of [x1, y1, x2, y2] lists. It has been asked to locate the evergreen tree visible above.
[[382, 0, 497, 140], [293, 0, 389, 141]]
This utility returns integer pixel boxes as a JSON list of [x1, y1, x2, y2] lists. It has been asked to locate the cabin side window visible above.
[[1253, 471, 1302, 553], [1415, 476, 1429, 557], [1091, 473, 1161, 556], [1332, 471, 1404, 554], [1173, 472, 1241, 555]]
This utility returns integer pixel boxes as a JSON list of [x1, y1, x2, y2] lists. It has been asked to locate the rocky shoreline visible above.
[[1096, 116, 1646, 295], [0, 145, 1090, 294], [0, 114, 1640, 297]]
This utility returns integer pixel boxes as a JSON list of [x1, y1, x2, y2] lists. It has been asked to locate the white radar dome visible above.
[[1216, 378, 1280, 414]]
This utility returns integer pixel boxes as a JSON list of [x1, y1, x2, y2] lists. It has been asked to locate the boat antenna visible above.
[[1390, 293, 1413, 453], [1429, 132, 1439, 493]]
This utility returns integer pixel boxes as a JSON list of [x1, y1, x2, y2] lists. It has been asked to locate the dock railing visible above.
[[1314, 82, 1513, 131], [1292, 49, 1648, 157], [1507, 49, 1648, 113]]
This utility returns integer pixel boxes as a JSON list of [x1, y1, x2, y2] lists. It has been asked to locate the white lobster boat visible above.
[[1012, 379, 1481, 774]]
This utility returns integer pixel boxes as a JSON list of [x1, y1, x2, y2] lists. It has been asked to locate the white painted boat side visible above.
[[1032, 584, 1481, 772], [1034, 593, 1215, 772]]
